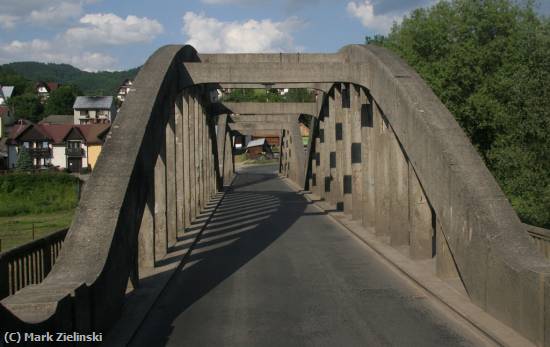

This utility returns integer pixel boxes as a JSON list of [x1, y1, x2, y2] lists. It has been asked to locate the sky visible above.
[[0, 0, 548, 72]]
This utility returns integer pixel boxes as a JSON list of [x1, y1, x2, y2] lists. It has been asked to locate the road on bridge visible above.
[[131, 164, 489, 347]]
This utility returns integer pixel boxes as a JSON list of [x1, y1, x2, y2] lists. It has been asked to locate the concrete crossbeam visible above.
[[216, 83, 332, 93], [229, 115, 299, 123], [211, 102, 318, 116], [198, 53, 344, 63], [229, 123, 292, 131]]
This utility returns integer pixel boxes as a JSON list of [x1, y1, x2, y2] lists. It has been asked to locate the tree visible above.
[[366, 0, 550, 228], [15, 148, 34, 171], [9, 93, 43, 122], [44, 85, 81, 116]]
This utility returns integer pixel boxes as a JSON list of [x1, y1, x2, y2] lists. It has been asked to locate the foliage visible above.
[[8, 93, 43, 122], [0, 66, 33, 95], [44, 85, 82, 116], [1, 62, 139, 96], [223, 88, 315, 103], [15, 148, 33, 171], [367, 0, 550, 228], [0, 172, 79, 216]]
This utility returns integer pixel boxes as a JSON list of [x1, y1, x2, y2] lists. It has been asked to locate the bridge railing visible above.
[[526, 224, 550, 259], [0, 229, 67, 300]]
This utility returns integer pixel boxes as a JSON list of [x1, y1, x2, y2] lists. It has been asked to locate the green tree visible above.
[[15, 148, 34, 171], [367, 0, 550, 228], [9, 93, 43, 122], [44, 85, 81, 116]]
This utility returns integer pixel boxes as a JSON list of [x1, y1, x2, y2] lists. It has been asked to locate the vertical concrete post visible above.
[[223, 130, 233, 186], [182, 92, 191, 229], [388, 126, 410, 247], [138, 191, 155, 271], [361, 90, 376, 230], [154, 138, 167, 261], [194, 96, 202, 212], [334, 85, 344, 211], [175, 96, 185, 236], [326, 89, 337, 206], [342, 83, 353, 215], [409, 166, 434, 259], [165, 101, 177, 247], [310, 122, 320, 196], [188, 93, 197, 221], [374, 103, 390, 240], [290, 121, 306, 189], [318, 111, 328, 200], [350, 85, 363, 221], [435, 221, 461, 280]]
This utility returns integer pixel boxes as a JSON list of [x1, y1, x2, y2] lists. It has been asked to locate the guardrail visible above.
[[525, 223, 550, 259], [0, 229, 68, 300]]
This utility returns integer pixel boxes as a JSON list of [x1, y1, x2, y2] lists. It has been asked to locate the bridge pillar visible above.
[[138, 193, 155, 270], [333, 85, 344, 211], [362, 90, 376, 230], [388, 124, 410, 247], [327, 89, 338, 208], [166, 99, 177, 247], [409, 167, 434, 260], [350, 85, 363, 221], [318, 112, 329, 200], [189, 94, 197, 220], [154, 138, 168, 260], [182, 92, 192, 228], [175, 96, 185, 236], [290, 121, 306, 189], [374, 103, 391, 240], [223, 130, 234, 186], [342, 84, 353, 215]]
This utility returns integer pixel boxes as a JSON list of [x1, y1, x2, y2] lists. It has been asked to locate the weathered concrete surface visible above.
[[217, 82, 332, 92], [212, 102, 317, 116], [229, 122, 292, 131], [229, 114, 299, 123], [130, 165, 486, 347]]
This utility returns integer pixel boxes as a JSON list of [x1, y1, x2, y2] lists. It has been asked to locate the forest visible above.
[[367, 0, 550, 228]]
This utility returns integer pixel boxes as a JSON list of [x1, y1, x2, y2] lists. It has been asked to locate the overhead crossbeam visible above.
[[229, 115, 299, 123], [211, 102, 318, 116], [229, 122, 292, 131], [198, 53, 344, 64], [213, 83, 333, 93]]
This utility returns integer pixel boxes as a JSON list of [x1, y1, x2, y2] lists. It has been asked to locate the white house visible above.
[[73, 96, 117, 125], [0, 86, 14, 105]]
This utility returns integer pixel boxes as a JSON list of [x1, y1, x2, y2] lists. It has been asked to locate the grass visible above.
[[0, 210, 75, 252]]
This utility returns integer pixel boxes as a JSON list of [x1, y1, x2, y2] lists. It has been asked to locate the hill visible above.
[[0, 62, 140, 96]]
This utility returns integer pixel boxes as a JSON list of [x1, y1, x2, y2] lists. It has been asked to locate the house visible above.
[[35, 82, 60, 102], [0, 86, 14, 105], [0, 106, 15, 139], [7, 120, 110, 172], [73, 96, 117, 125], [117, 79, 133, 103], [246, 138, 272, 159]]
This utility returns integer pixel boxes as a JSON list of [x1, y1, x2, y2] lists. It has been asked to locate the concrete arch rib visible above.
[[0, 45, 201, 331]]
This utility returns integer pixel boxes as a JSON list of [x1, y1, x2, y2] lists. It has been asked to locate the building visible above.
[[73, 96, 117, 125], [0, 86, 14, 105], [35, 82, 60, 102], [6, 120, 110, 172], [246, 138, 273, 159], [117, 79, 134, 103]]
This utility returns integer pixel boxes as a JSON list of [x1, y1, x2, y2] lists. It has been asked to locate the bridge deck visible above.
[[131, 165, 485, 347]]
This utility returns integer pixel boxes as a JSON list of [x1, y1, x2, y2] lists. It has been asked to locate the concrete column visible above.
[[327, 89, 337, 207], [166, 101, 177, 248], [216, 115, 227, 183], [188, 94, 197, 220], [334, 85, 344, 211], [409, 166, 434, 259], [388, 125, 410, 247], [195, 97, 202, 211], [362, 90, 376, 230], [318, 111, 328, 200], [343, 84, 353, 215], [290, 121, 306, 188], [435, 220, 460, 280], [223, 130, 233, 186], [374, 102, 390, 240], [350, 85, 363, 221], [182, 92, 192, 229], [138, 191, 155, 271], [154, 139, 167, 260], [309, 117, 319, 195], [175, 96, 185, 236]]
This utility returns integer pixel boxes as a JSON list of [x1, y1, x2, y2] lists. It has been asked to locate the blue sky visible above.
[[0, 0, 548, 71]]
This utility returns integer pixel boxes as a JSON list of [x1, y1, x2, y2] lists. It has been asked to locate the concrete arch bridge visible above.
[[1, 44, 549, 346]]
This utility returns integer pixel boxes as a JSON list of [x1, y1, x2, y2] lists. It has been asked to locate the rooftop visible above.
[[74, 96, 114, 110]]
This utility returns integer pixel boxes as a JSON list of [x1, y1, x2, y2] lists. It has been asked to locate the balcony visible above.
[[65, 148, 85, 157], [27, 148, 52, 159]]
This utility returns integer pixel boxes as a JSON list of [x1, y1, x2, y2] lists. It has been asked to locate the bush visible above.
[[0, 172, 79, 216]]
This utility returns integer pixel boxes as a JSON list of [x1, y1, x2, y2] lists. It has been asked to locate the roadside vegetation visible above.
[[368, 0, 550, 228], [0, 172, 79, 251]]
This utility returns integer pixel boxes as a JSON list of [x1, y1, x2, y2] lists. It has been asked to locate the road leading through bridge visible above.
[[130, 164, 488, 347]]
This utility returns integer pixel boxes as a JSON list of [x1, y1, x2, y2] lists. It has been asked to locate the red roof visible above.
[[47, 82, 60, 92], [8, 120, 110, 145]]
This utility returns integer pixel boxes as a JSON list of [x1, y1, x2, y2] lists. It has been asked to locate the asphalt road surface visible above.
[[131, 164, 488, 347]]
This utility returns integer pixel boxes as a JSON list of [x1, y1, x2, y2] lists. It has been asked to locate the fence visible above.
[[0, 228, 68, 300]]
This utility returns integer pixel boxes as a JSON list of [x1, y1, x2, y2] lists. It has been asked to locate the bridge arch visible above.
[[1, 44, 548, 346]]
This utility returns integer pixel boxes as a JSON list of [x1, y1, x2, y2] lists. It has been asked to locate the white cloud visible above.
[[182, 12, 303, 53], [347, 0, 401, 34], [0, 39, 116, 71], [0, 0, 95, 28], [64, 13, 164, 45]]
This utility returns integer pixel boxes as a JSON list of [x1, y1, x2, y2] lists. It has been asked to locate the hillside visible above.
[[1, 62, 140, 96]]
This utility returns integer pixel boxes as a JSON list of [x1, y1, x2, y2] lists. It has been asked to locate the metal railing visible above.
[[0, 229, 68, 300], [65, 147, 85, 157], [28, 148, 52, 158], [526, 224, 550, 259]]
